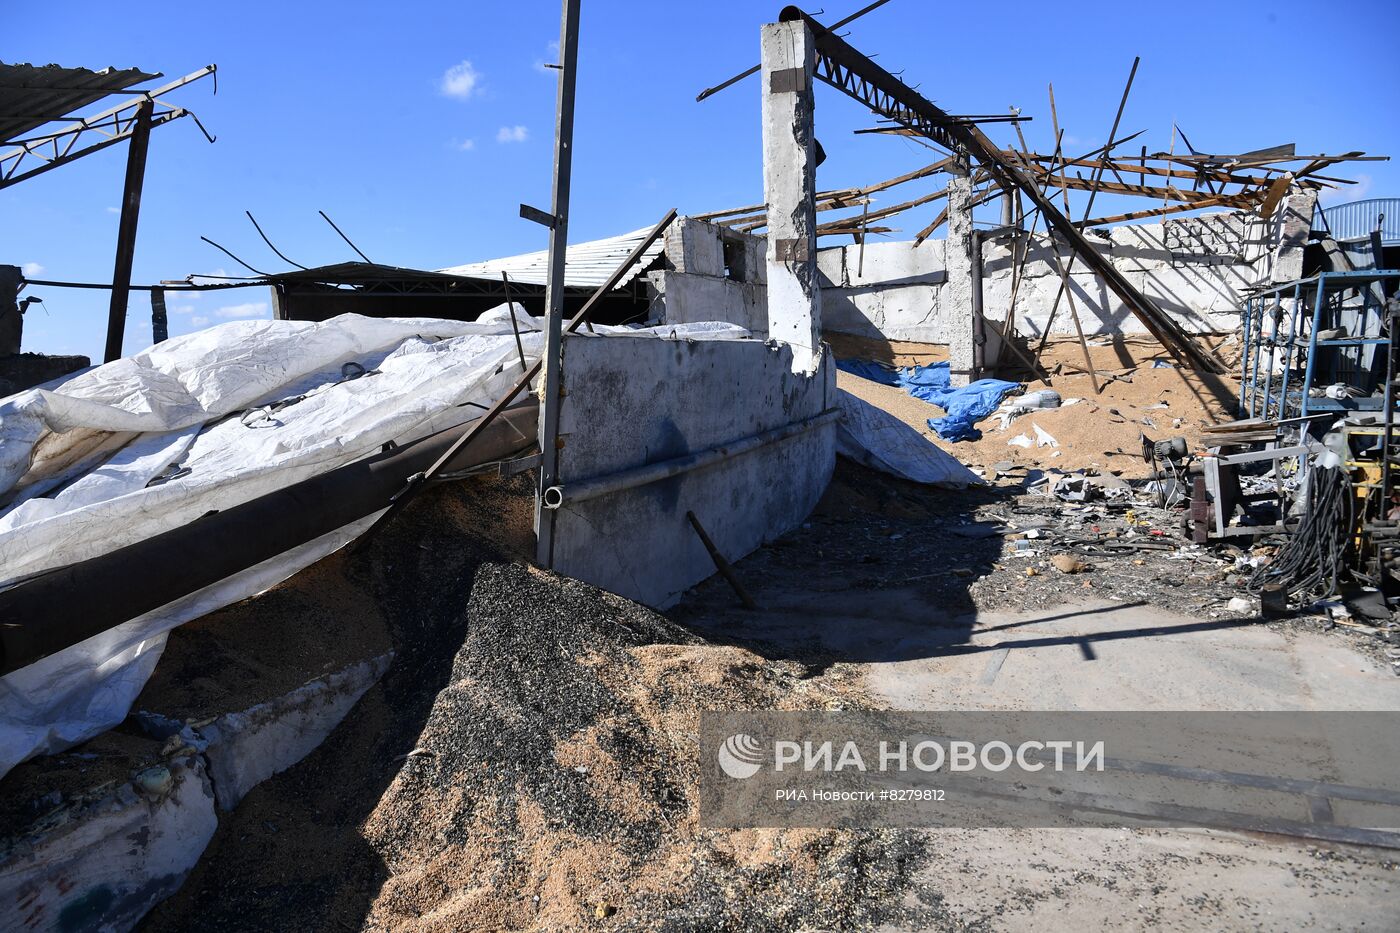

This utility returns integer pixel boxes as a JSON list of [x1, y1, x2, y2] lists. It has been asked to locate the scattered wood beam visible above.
[[1024, 171, 1258, 204], [699, 156, 954, 226], [1077, 194, 1256, 228], [1003, 150, 1280, 188], [735, 195, 873, 233]]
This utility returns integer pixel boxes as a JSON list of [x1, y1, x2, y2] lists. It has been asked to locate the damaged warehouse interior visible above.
[[2, 1, 1400, 930]]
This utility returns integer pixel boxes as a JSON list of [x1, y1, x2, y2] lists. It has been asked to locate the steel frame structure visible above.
[[776, 6, 1223, 373], [0, 65, 216, 190]]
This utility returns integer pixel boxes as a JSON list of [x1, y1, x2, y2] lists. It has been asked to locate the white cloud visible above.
[[191, 315, 210, 326], [1319, 173, 1372, 205], [456, 138, 476, 151], [496, 125, 529, 144], [213, 301, 268, 320], [21, 261, 43, 277], [534, 40, 561, 74], [105, 206, 119, 215], [440, 60, 481, 99], [170, 303, 197, 315]]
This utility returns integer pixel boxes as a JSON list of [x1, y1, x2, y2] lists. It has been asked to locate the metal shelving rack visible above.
[[1241, 270, 1400, 422]]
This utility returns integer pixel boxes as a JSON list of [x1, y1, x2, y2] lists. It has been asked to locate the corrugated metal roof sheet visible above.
[[0, 62, 159, 145], [1315, 198, 1400, 247], [438, 225, 667, 290]]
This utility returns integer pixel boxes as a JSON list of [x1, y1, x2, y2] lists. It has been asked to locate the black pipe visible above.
[[0, 402, 539, 675]]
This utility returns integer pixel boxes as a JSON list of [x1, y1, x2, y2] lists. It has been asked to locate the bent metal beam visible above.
[[776, 6, 1224, 373]]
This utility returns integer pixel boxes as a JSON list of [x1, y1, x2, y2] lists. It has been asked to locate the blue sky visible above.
[[6, 0, 1398, 361]]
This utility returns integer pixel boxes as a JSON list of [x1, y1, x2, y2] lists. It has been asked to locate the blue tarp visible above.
[[834, 358, 899, 385], [838, 358, 1020, 442]]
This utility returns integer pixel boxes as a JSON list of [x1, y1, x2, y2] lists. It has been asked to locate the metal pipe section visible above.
[[535, 0, 582, 570], [542, 409, 840, 510], [970, 230, 985, 380], [0, 402, 539, 676]]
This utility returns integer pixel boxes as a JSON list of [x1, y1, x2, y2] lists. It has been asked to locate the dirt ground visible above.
[[671, 461, 1400, 932], [828, 333, 1241, 478]]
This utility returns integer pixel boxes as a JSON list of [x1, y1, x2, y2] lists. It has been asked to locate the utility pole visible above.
[[534, 0, 581, 568]]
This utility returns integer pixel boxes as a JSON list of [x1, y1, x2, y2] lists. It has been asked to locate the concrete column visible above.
[[760, 20, 821, 374], [943, 174, 975, 387], [1270, 185, 1317, 284]]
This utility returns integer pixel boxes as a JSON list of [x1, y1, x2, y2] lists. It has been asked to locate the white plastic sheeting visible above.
[[0, 311, 754, 777], [835, 388, 982, 488]]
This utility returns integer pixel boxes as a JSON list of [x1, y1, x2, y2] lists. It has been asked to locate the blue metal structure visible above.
[[1240, 269, 1400, 422]]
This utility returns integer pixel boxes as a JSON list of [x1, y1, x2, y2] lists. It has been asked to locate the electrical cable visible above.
[[1247, 464, 1353, 602]]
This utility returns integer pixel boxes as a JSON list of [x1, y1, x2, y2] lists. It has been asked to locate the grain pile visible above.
[[831, 333, 1240, 478], [144, 483, 925, 932], [356, 564, 921, 932]]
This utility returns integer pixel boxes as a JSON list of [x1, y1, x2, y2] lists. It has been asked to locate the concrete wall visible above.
[[817, 209, 1272, 341], [815, 239, 948, 341], [548, 332, 835, 608], [0, 653, 391, 930], [646, 217, 768, 335]]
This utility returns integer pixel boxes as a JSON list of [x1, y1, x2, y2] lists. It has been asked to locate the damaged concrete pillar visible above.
[[1270, 185, 1318, 284], [761, 19, 821, 374], [943, 173, 975, 387]]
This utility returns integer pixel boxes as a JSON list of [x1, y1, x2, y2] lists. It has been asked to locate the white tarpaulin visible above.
[[0, 311, 752, 777], [835, 388, 982, 488]]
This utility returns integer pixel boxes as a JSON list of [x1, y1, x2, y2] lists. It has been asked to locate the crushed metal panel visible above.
[[0, 62, 158, 145], [264, 261, 473, 284]]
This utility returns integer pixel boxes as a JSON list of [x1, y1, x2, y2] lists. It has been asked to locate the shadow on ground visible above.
[[671, 458, 1004, 673], [671, 458, 1263, 676]]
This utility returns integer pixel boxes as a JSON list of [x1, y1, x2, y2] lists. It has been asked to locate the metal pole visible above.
[[535, 0, 581, 569], [1275, 282, 1303, 419], [970, 230, 985, 380], [1300, 275, 1328, 423], [686, 511, 758, 610], [500, 271, 528, 373], [694, 0, 891, 102], [104, 98, 153, 363]]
